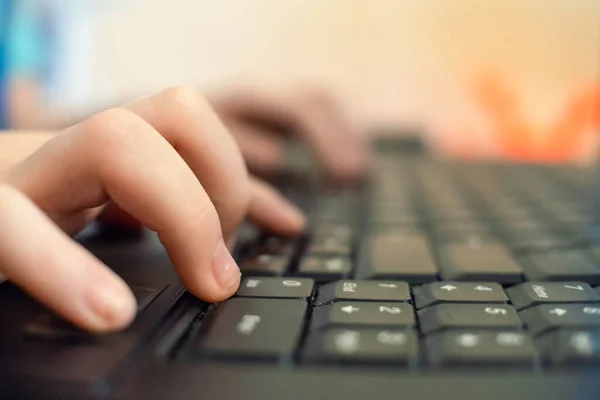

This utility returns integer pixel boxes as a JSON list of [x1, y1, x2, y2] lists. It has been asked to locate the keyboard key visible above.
[[506, 230, 583, 253], [307, 235, 353, 256], [520, 252, 600, 285], [297, 256, 352, 281], [313, 224, 354, 242], [240, 254, 289, 276], [418, 304, 522, 334], [198, 298, 306, 361], [440, 243, 523, 284], [236, 277, 314, 299], [24, 286, 163, 340], [311, 302, 415, 330], [539, 330, 600, 365], [519, 304, 600, 335], [425, 330, 538, 367], [413, 282, 507, 310], [437, 232, 497, 245], [506, 282, 600, 310], [316, 280, 411, 305], [303, 328, 418, 365], [358, 234, 438, 283], [256, 235, 298, 256], [432, 221, 490, 240]]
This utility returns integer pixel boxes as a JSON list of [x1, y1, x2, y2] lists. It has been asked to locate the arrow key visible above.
[[316, 280, 411, 305], [297, 256, 352, 282], [538, 330, 600, 365], [311, 301, 415, 330], [519, 304, 600, 335], [413, 282, 508, 309]]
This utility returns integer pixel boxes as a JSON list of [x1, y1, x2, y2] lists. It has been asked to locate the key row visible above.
[[240, 232, 600, 286], [235, 278, 600, 311], [187, 297, 600, 368], [313, 301, 600, 336]]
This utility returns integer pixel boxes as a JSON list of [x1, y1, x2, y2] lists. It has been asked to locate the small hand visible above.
[[0, 87, 305, 333], [210, 87, 371, 181]]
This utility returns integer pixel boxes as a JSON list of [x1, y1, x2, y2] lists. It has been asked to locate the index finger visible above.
[[7, 108, 241, 302]]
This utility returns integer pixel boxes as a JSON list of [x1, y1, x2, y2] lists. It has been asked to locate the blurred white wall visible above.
[[88, 0, 600, 158]]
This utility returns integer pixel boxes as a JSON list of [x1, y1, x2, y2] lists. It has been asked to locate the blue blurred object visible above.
[[0, 0, 14, 129], [0, 0, 57, 130]]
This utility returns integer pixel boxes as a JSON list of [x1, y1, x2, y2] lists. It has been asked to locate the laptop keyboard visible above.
[[173, 151, 600, 370], [9, 145, 600, 394]]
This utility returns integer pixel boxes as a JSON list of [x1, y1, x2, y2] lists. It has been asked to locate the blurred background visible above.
[[3, 0, 600, 162]]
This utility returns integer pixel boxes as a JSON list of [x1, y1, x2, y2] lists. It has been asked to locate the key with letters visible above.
[[236, 277, 314, 299], [196, 298, 307, 361], [506, 282, 600, 310], [316, 280, 411, 305], [425, 330, 538, 367], [303, 328, 419, 366]]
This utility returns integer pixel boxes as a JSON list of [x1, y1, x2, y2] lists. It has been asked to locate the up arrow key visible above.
[[341, 305, 360, 314], [550, 308, 568, 317], [440, 285, 458, 291]]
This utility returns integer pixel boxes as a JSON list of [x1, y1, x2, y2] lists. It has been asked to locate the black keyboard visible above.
[[3, 139, 600, 400]]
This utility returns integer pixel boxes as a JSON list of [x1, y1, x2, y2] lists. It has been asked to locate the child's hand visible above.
[[0, 87, 306, 334]]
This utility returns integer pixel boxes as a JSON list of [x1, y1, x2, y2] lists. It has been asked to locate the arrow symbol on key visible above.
[[341, 305, 360, 314], [564, 285, 585, 291], [440, 285, 458, 291], [474, 285, 493, 291], [550, 308, 568, 316], [378, 284, 398, 289]]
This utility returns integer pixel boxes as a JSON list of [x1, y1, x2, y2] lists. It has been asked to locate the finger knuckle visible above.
[[79, 108, 147, 158], [161, 86, 212, 116], [185, 197, 220, 232]]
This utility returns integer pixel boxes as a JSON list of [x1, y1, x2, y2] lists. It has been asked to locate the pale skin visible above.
[[0, 86, 369, 334]]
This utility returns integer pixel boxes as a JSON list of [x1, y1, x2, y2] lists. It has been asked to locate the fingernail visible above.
[[212, 239, 241, 291], [87, 283, 136, 330]]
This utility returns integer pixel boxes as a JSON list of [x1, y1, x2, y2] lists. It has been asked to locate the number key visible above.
[[237, 277, 314, 299], [316, 280, 411, 305], [506, 282, 600, 310], [311, 302, 415, 330], [418, 304, 522, 334]]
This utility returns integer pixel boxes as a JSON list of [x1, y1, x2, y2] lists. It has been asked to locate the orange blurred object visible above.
[[470, 72, 600, 162]]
